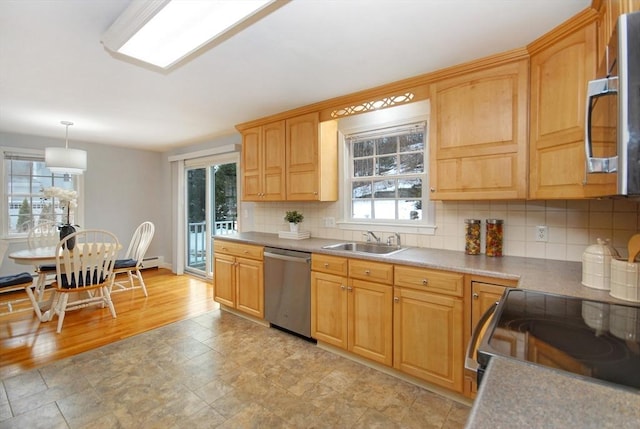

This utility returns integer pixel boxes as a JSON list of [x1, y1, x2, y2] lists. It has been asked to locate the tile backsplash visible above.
[[245, 199, 640, 262]]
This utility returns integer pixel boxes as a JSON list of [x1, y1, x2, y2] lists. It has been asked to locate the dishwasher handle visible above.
[[264, 251, 311, 264]]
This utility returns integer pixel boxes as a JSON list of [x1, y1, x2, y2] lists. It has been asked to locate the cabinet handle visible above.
[[430, 187, 435, 193], [364, 270, 370, 275], [341, 285, 346, 290], [422, 279, 428, 285], [222, 247, 228, 251], [324, 263, 329, 268], [347, 286, 353, 292], [394, 297, 399, 303], [473, 292, 479, 299], [243, 250, 249, 254]]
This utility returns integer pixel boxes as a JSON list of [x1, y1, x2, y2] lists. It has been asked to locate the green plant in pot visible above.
[[284, 210, 304, 232]]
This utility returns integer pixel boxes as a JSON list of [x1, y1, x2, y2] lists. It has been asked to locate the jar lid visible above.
[[465, 219, 481, 224], [486, 219, 503, 224], [583, 238, 619, 257]]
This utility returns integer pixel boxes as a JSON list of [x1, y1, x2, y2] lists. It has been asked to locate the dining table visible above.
[[8, 243, 122, 322]]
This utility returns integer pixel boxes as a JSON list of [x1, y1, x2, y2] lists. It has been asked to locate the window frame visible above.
[[337, 102, 436, 235], [1, 147, 85, 240]]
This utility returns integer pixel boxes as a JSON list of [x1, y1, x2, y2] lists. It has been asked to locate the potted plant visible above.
[[284, 210, 304, 232]]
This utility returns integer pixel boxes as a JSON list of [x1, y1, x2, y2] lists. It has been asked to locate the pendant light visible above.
[[45, 121, 87, 175]]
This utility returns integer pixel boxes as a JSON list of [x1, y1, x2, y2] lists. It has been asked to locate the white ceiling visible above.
[[0, 0, 592, 152]]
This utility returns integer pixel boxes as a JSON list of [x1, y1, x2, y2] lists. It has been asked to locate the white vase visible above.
[[289, 223, 299, 232]]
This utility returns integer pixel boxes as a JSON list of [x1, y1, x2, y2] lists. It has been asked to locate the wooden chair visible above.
[[46, 229, 119, 333], [27, 220, 60, 299], [0, 240, 35, 316], [110, 221, 155, 297]]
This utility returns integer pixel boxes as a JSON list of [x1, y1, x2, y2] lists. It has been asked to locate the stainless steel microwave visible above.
[[585, 11, 640, 197]]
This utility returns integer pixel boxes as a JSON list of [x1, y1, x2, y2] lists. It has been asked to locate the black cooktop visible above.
[[477, 289, 640, 391]]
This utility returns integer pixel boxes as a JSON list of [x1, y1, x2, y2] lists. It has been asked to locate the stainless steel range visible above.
[[472, 289, 640, 391]]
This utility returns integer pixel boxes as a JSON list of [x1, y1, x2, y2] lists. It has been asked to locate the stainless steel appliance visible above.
[[585, 11, 640, 196], [264, 247, 313, 339], [469, 289, 640, 391]]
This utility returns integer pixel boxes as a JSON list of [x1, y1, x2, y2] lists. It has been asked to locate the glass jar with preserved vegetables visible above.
[[486, 219, 503, 257], [465, 219, 481, 255]]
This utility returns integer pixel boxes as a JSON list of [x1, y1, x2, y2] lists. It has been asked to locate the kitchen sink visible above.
[[322, 242, 406, 255]]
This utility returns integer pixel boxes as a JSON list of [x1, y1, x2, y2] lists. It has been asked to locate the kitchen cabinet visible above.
[[311, 254, 393, 366], [428, 58, 528, 200], [465, 280, 508, 398], [596, 1, 640, 65], [213, 240, 264, 319], [393, 265, 464, 392], [286, 112, 339, 201], [528, 12, 617, 198], [241, 121, 286, 201]]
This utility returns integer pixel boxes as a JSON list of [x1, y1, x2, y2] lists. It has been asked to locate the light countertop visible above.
[[216, 232, 639, 306], [465, 356, 640, 429]]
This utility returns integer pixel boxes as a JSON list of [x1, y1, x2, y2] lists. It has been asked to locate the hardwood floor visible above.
[[0, 268, 215, 380]]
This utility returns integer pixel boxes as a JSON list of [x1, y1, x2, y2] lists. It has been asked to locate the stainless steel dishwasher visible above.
[[264, 247, 313, 340]]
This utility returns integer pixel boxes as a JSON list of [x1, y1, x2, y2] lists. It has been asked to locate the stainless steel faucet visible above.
[[386, 233, 401, 247], [364, 231, 380, 243]]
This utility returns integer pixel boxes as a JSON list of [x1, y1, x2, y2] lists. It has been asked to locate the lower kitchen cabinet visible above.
[[393, 286, 464, 393], [311, 255, 393, 366], [213, 240, 264, 319]]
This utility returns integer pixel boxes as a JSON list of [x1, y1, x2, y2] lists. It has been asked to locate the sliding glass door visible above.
[[185, 158, 238, 277]]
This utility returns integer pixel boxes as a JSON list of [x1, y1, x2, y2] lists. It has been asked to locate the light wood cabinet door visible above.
[[213, 240, 264, 318], [286, 112, 338, 201], [241, 126, 262, 201], [241, 121, 286, 201], [236, 257, 264, 319], [262, 121, 286, 201], [529, 19, 616, 198], [470, 282, 505, 330], [213, 253, 235, 307], [348, 278, 393, 366], [311, 271, 348, 348], [393, 286, 464, 393], [429, 59, 528, 200]]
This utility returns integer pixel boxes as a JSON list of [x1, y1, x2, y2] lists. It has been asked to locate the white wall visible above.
[[0, 131, 169, 275], [249, 199, 640, 262]]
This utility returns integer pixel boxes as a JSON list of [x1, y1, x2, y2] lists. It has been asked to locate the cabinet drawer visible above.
[[394, 265, 463, 297], [312, 254, 348, 276], [349, 259, 393, 285], [214, 240, 263, 260]]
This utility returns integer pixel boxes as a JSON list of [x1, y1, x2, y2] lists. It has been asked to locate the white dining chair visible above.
[[0, 240, 36, 317], [110, 221, 155, 297], [46, 229, 119, 333]]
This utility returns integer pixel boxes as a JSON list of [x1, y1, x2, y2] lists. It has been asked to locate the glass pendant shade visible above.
[[45, 147, 87, 175]]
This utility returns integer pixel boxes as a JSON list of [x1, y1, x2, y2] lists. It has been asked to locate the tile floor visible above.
[[0, 309, 470, 428]]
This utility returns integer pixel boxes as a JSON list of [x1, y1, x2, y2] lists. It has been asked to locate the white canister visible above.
[[610, 258, 640, 303], [581, 238, 619, 290]]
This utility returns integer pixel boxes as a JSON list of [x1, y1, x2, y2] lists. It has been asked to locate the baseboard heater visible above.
[[141, 256, 162, 269]]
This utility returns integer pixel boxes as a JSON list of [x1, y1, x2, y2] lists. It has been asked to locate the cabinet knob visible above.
[[394, 297, 399, 303], [422, 279, 428, 285], [430, 187, 435, 193], [347, 286, 353, 292], [473, 292, 479, 299], [324, 263, 329, 268], [364, 270, 370, 275], [341, 285, 346, 290]]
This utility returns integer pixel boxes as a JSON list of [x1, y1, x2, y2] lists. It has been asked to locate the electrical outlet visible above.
[[536, 225, 548, 242], [324, 217, 336, 227]]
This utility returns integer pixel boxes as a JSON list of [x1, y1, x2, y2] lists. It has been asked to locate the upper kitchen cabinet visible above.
[[241, 121, 286, 201], [528, 10, 616, 199], [428, 56, 529, 200], [286, 112, 338, 201], [596, 0, 640, 64]]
